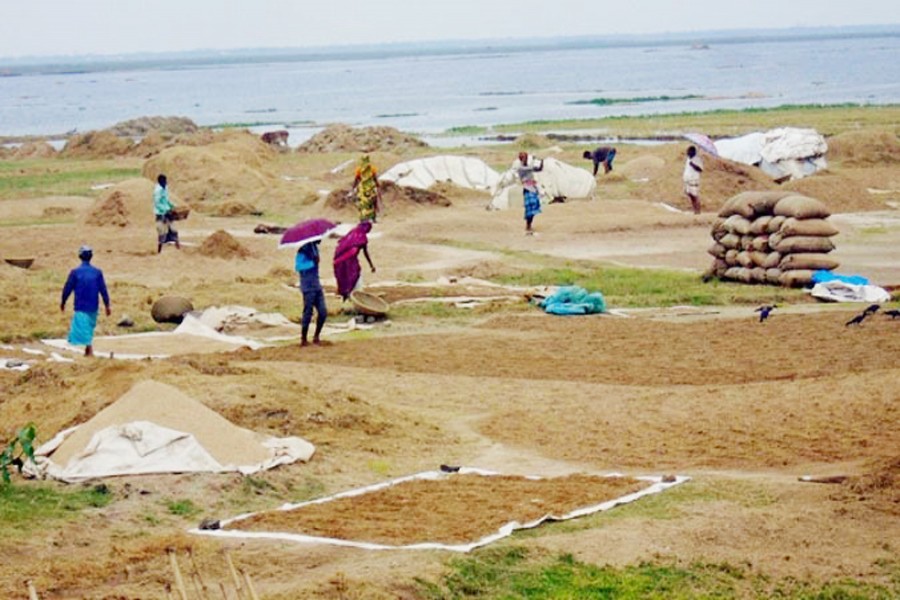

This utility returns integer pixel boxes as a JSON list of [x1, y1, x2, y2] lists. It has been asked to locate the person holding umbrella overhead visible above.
[[280, 218, 337, 347]]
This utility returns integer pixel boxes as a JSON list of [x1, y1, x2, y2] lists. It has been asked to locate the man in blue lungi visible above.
[[516, 152, 545, 235], [60, 245, 111, 357]]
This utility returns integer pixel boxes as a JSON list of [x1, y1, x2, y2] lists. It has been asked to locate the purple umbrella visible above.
[[684, 133, 719, 156], [278, 218, 337, 249]]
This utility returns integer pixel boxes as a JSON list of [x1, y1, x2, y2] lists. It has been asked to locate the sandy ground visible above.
[[0, 136, 899, 598]]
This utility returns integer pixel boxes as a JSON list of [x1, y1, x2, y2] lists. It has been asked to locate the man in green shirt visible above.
[[153, 174, 181, 253]]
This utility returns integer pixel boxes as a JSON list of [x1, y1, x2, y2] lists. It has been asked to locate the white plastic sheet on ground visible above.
[[715, 127, 827, 181], [809, 281, 891, 303], [28, 381, 315, 482], [190, 468, 688, 552], [489, 157, 596, 210], [380, 155, 500, 191]]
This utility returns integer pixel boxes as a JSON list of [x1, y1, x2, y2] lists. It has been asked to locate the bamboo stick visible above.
[[167, 548, 189, 600], [187, 548, 210, 600], [224, 550, 245, 600], [241, 570, 260, 600], [26, 580, 39, 600]]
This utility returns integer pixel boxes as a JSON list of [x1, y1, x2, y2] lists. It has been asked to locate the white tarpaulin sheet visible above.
[[715, 127, 828, 181], [489, 157, 596, 210], [380, 156, 500, 191], [809, 281, 891, 303], [28, 381, 316, 482], [191, 468, 688, 552]]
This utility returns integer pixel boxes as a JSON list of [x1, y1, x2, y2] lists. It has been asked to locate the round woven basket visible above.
[[4, 258, 34, 269], [350, 291, 389, 316]]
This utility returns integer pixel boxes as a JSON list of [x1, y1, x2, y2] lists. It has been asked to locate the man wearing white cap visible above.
[[60, 246, 111, 357]]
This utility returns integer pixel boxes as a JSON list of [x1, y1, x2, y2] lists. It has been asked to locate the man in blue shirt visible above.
[[295, 241, 327, 346], [60, 246, 111, 357]]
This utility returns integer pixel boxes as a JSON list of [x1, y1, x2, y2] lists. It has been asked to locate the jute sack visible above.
[[709, 258, 728, 278], [762, 251, 782, 269], [707, 242, 727, 258], [724, 267, 753, 283], [711, 218, 728, 241], [773, 195, 831, 219], [749, 236, 770, 252], [779, 217, 839, 237], [718, 191, 790, 219], [723, 214, 752, 235], [779, 253, 840, 271], [749, 215, 773, 235], [749, 251, 769, 268], [779, 269, 816, 288], [740, 235, 754, 250], [720, 233, 741, 250], [725, 249, 739, 266], [773, 236, 835, 254], [766, 215, 787, 233], [736, 251, 755, 268], [765, 268, 783, 285], [750, 267, 767, 284]]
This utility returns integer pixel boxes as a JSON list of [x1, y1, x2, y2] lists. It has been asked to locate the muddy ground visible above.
[[0, 130, 898, 598]]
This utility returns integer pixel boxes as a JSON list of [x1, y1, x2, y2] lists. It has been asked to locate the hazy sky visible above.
[[1, 0, 897, 58]]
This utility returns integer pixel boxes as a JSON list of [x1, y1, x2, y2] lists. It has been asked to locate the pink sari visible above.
[[333, 222, 372, 300]]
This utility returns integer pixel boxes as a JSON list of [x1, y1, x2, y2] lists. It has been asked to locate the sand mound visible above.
[[297, 124, 428, 153], [142, 131, 281, 210], [60, 130, 134, 158], [198, 230, 251, 259], [84, 178, 155, 228], [12, 141, 57, 159], [827, 130, 900, 167]]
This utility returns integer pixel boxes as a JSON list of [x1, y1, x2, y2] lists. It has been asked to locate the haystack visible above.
[[31, 380, 315, 482], [198, 230, 251, 259], [60, 130, 134, 158], [84, 178, 155, 228], [297, 124, 428, 153], [141, 130, 282, 210]]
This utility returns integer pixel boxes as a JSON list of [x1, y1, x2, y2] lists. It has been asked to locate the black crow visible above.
[[845, 313, 866, 327], [862, 304, 881, 316], [884, 309, 900, 319], [754, 304, 777, 322]]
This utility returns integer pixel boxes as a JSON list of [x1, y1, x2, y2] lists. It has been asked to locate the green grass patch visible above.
[[481, 103, 900, 138], [493, 264, 803, 308], [0, 159, 141, 200], [417, 547, 900, 599], [166, 498, 200, 518], [0, 483, 112, 535]]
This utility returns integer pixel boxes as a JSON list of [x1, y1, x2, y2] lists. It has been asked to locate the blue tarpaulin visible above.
[[539, 286, 606, 315]]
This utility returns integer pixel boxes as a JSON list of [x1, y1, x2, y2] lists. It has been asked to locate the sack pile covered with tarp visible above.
[[539, 286, 606, 315], [706, 191, 839, 288]]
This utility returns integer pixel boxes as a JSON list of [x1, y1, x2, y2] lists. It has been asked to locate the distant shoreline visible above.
[[3, 103, 898, 148], [1, 24, 896, 76]]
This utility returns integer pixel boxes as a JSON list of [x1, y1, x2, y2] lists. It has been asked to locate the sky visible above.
[[1, 0, 897, 58]]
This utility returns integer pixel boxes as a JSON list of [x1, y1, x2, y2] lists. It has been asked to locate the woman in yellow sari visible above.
[[352, 155, 382, 222]]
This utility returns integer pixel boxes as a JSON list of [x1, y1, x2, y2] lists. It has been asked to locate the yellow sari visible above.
[[354, 156, 379, 222]]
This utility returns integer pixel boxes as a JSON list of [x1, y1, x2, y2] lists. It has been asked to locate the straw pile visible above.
[[706, 191, 839, 287]]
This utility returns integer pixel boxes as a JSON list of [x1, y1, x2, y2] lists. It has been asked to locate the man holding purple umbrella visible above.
[[295, 241, 327, 346]]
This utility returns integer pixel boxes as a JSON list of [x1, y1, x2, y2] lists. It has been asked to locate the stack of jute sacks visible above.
[[707, 191, 839, 287]]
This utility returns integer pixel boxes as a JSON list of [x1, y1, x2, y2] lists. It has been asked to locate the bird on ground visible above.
[[754, 304, 777, 322], [862, 304, 881, 316], [884, 309, 900, 320], [845, 313, 867, 327]]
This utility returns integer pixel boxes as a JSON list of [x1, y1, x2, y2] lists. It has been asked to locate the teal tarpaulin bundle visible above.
[[539, 286, 606, 315]]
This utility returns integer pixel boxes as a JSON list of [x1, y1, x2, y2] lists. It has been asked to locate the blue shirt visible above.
[[295, 243, 322, 293], [62, 262, 110, 313]]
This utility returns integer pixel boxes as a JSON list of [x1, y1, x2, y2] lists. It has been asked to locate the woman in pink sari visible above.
[[334, 221, 376, 300]]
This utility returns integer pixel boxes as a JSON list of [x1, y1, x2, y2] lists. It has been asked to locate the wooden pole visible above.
[[167, 548, 189, 600], [241, 570, 261, 600], [224, 550, 245, 600], [26, 580, 39, 600]]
